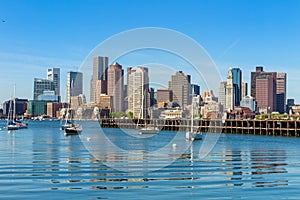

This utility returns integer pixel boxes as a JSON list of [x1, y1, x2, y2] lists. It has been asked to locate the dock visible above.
[[100, 118, 300, 137]]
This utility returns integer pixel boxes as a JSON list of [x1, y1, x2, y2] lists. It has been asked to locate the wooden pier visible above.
[[100, 118, 300, 137]]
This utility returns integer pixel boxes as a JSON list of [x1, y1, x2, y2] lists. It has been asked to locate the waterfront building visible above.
[[240, 96, 256, 112], [231, 68, 242, 106], [157, 88, 172, 104], [47, 68, 60, 97], [47, 102, 68, 118], [70, 94, 86, 111], [33, 78, 55, 100], [38, 90, 59, 102], [242, 82, 248, 99], [67, 71, 83, 104], [99, 94, 113, 111], [90, 56, 108, 103], [256, 75, 275, 113], [127, 67, 149, 119], [168, 71, 191, 110], [200, 97, 222, 119], [95, 80, 107, 104], [218, 81, 226, 110], [250, 66, 277, 111], [287, 99, 295, 113], [3, 98, 28, 117], [27, 100, 48, 116], [276, 73, 287, 114], [225, 69, 235, 111], [107, 62, 124, 112]]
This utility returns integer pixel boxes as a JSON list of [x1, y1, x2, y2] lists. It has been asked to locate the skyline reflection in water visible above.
[[0, 120, 298, 199]]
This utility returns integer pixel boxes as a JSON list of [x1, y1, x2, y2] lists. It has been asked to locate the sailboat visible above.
[[186, 100, 202, 141], [137, 89, 159, 134], [7, 86, 28, 130], [63, 107, 82, 136]]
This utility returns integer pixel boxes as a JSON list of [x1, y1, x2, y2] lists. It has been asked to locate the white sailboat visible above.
[[7, 86, 28, 130], [137, 89, 159, 134], [186, 100, 202, 141], [63, 106, 82, 136]]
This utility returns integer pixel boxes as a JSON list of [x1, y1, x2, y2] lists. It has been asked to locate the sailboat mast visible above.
[[13, 84, 16, 120], [191, 100, 193, 133]]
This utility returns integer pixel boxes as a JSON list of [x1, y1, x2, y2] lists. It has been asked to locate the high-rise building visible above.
[[276, 73, 287, 114], [33, 78, 55, 100], [231, 68, 242, 106], [241, 82, 248, 99], [90, 56, 108, 102], [95, 80, 107, 104], [251, 66, 277, 111], [225, 69, 235, 110], [168, 71, 191, 109], [67, 71, 83, 104], [157, 88, 172, 103], [47, 68, 60, 97], [191, 84, 200, 96], [256, 75, 275, 113], [127, 67, 149, 119], [287, 99, 295, 113], [107, 62, 124, 112], [218, 81, 226, 109], [251, 66, 264, 98]]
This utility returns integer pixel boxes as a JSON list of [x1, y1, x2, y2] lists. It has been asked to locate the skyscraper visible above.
[[225, 69, 235, 110], [33, 78, 55, 100], [218, 81, 226, 109], [251, 66, 264, 98], [157, 88, 172, 103], [250, 66, 277, 111], [168, 71, 191, 109], [241, 82, 248, 99], [67, 71, 83, 104], [47, 68, 60, 97], [276, 73, 287, 114], [107, 62, 124, 112], [256, 75, 275, 113], [127, 67, 149, 119], [231, 68, 242, 106], [90, 56, 108, 103]]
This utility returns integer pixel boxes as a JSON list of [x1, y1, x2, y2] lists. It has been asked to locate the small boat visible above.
[[64, 124, 82, 136], [186, 101, 202, 141], [60, 120, 72, 130]]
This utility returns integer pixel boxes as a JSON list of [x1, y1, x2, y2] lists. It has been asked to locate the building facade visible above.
[[168, 71, 191, 109], [276, 73, 287, 114], [157, 88, 172, 104], [241, 82, 248, 99], [33, 78, 55, 100], [256, 75, 275, 113], [127, 67, 149, 119], [218, 81, 226, 109], [47, 68, 60, 97], [225, 69, 235, 111], [67, 71, 83, 104], [90, 56, 108, 103], [231, 68, 242, 106], [107, 62, 124, 112]]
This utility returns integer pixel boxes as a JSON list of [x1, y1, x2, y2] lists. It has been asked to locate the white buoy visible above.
[[8, 130, 11, 134], [172, 143, 177, 148], [87, 137, 91, 142]]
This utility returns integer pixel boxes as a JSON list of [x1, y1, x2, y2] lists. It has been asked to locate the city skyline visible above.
[[1, 1, 300, 105]]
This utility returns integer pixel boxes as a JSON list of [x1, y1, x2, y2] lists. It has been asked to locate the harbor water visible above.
[[0, 120, 300, 199]]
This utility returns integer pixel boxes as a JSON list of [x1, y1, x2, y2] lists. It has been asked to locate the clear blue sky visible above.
[[1, 0, 300, 105]]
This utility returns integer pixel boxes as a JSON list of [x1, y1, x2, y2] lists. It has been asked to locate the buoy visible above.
[[87, 137, 91, 142], [172, 143, 177, 148]]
